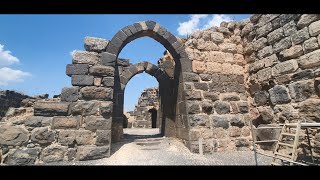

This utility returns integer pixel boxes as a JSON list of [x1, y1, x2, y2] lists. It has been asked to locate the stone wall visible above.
[[184, 21, 251, 153], [128, 87, 159, 128], [243, 14, 320, 157]]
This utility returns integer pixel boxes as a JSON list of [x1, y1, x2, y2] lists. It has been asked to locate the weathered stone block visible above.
[[279, 45, 303, 60], [221, 94, 240, 101], [283, 21, 297, 37], [256, 22, 273, 38], [34, 102, 70, 116], [5, 148, 41, 165], [24, 116, 52, 127], [100, 52, 116, 66], [77, 145, 109, 161], [253, 37, 268, 51], [292, 69, 314, 81], [230, 116, 245, 128], [255, 67, 272, 82], [31, 127, 55, 145], [187, 101, 200, 114], [52, 116, 80, 129], [99, 101, 113, 118], [257, 46, 273, 59], [258, 106, 274, 123], [291, 27, 310, 45], [192, 61, 205, 73], [303, 37, 319, 53], [72, 75, 94, 86], [211, 115, 229, 129], [298, 99, 320, 122], [211, 32, 224, 44], [61, 87, 79, 102], [288, 80, 315, 102], [184, 90, 201, 100], [273, 37, 292, 53], [203, 92, 219, 102], [189, 114, 210, 127], [297, 14, 320, 29], [80, 86, 113, 100], [89, 66, 115, 76], [102, 77, 114, 87], [235, 138, 250, 147], [214, 101, 230, 114], [237, 101, 249, 113], [309, 20, 320, 36], [0, 125, 29, 146], [254, 91, 269, 106], [267, 28, 284, 45], [218, 43, 237, 53], [75, 130, 95, 145], [84, 116, 112, 131], [41, 145, 67, 163], [84, 37, 109, 52], [201, 101, 214, 114], [66, 64, 89, 77], [72, 51, 99, 65], [272, 59, 298, 77], [96, 130, 111, 146], [94, 78, 102, 86], [69, 101, 100, 116], [268, 85, 291, 105], [194, 82, 208, 91], [298, 49, 320, 69], [229, 127, 241, 137], [279, 14, 301, 26], [58, 130, 76, 146]]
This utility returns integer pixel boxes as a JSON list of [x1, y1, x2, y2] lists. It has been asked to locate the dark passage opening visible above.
[[149, 108, 157, 128]]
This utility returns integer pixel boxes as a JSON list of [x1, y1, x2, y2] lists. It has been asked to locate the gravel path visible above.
[[47, 128, 273, 166]]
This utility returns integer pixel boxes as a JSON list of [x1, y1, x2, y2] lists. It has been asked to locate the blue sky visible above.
[[0, 14, 250, 111]]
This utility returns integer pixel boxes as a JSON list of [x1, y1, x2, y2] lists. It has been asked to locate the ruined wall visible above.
[[0, 37, 113, 165], [128, 87, 159, 128], [0, 90, 30, 120], [243, 14, 320, 156], [184, 21, 251, 153]]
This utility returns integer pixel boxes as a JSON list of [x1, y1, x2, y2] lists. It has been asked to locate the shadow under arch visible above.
[[101, 21, 192, 144]]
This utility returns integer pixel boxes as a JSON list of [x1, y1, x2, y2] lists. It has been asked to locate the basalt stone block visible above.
[[194, 82, 208, 91], [102, 77, 114, 87], [69, 101, 100, 116], [34, 102, 70, 116], [84, 37, 109, 53], [52, 116, 80, 129], [77, 145, 110, 161], [298, 49, 320, 69], [145, 63, 158, 76], [268, 85, 291, 105], [84, 116, 112, 131], [61, 87, 79, 102], [58, 130, 76, 146], [272, 59, 298, 77], [291, 27, 310, 45], [237, 101, 249, 113], [298, 99, 320, 122], [5, 147, 41, 165], [71, 75, 94, 86], [75, 130, 95, 145], [214, 101, 230, 114], [24, 116, 52, 127], [117, 58, 130, 67], [221, 94, 240, 101], [66, 64, 89, 77], [201, 101, 214, 114], [254, 91, 269, 106], [96, 130, 111, 146], [184, 90, 201, 100], [203, 92, 219, 102], [183, 72, 200, 82], [187, 101, 201, 114], [31, 127, 55, 145], [292, 69, 314, 81], [211, 115, 229, 129], [230, 116, 244, 128], [273, 37, 292, 54], [89, 66, 115, 76], [189, 114, 210, 127], [100, 101, 113, 118], [41, 145, 67, 163], [100, 52, 117, 66], [0, 125, 29, 146], [297, 14, 320, 29], [288, 80, 315, 102], [80, 87, 113, 101]]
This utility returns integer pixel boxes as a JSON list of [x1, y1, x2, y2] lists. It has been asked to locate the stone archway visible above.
[[100, 21, 193, 142]]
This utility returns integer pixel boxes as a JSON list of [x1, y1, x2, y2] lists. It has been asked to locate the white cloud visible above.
[[70, 50, 77, 56], [0, 67, 31, 86], [203, 14, 232, 29], [177, 14, 232, 36], [177, 14, 208, 36], [0, 44, 20, 66]]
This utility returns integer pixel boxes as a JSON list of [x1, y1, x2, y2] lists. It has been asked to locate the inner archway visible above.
[[103, 21, 192, 143], [149, 108, 157, 128]]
